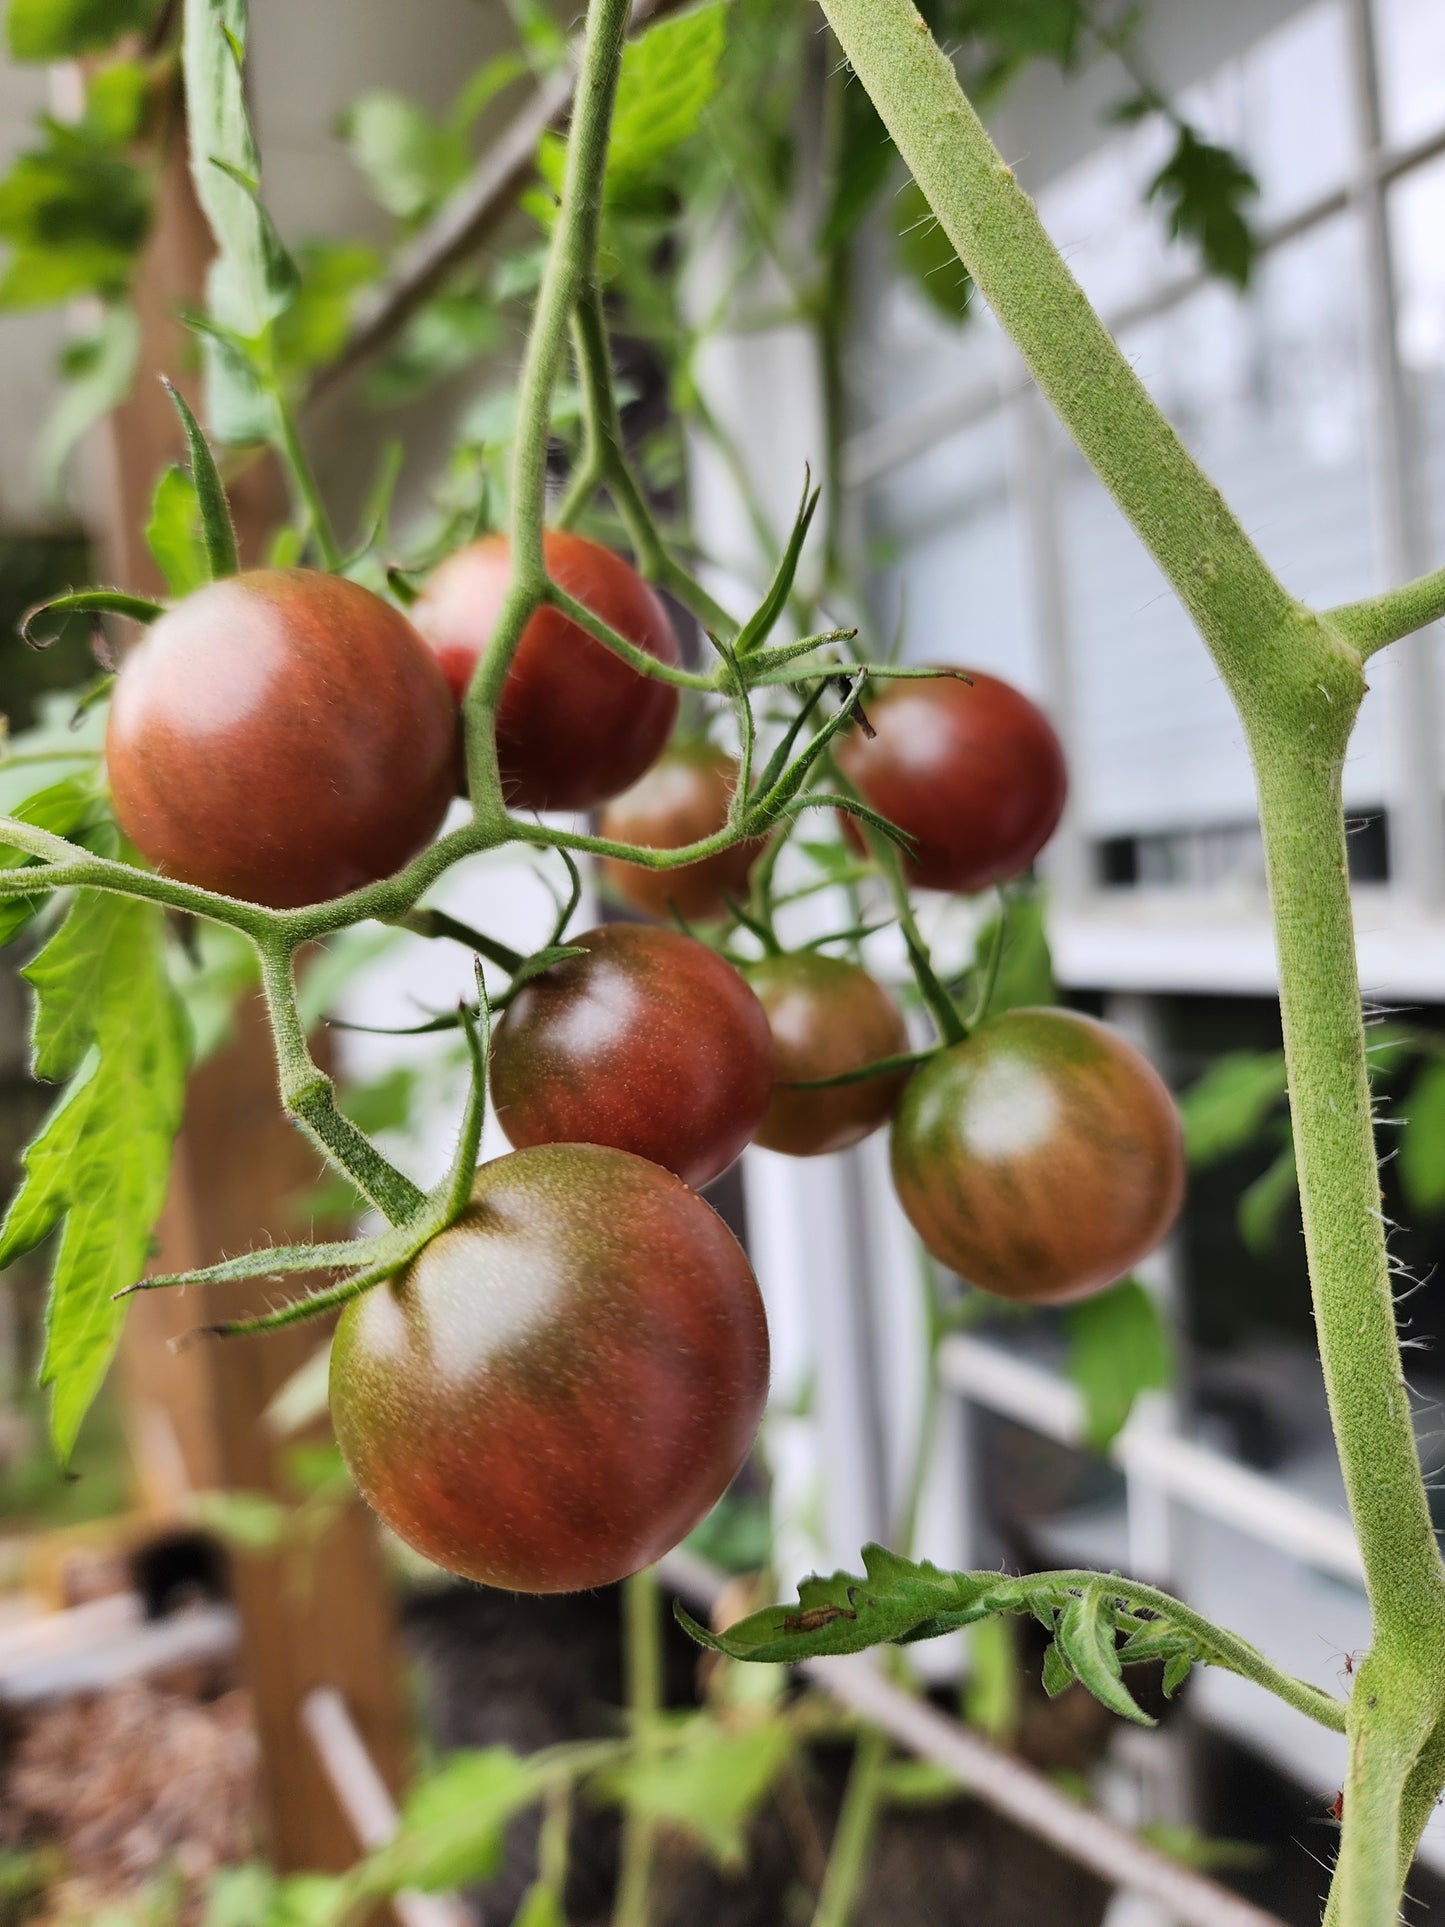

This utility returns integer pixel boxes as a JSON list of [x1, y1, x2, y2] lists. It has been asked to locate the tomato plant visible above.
[[891, 1008, 1186, 1303], [330, 1144, 769, 1593], [107, 569, 459, 909], [598, 740, 764, 921], [413, 530, 681, 811], [835, 669, 1067, 893], [489, 923, 774, 1190], [745, 951, 911, 1157]]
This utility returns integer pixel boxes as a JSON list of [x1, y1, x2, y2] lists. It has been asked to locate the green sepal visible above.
[[161, 376, 240, 579], [20, 588, 164, 648]]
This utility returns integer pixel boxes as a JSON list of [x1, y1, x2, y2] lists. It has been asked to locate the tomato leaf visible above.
[[1063, 1277, 1172, 1453], [1041, 1639, 1074, 1699], [594, 1715, 793, 1869], [8, 0, 159, 60], [349, 1749, 554, 1897], [1400, 1060, 1445, 1216], [1056, 1584, 1153, 1726], [821, 83, 895, 254], [606, 1, 730, 198], [1236, 1139, 1298, 1254], [146, 465, 209, 598], [162, 377, 239, 579], [0, 891, 189, 1459], [895, 178, 972, 324], [1146, 124, 1258, 290], [1179, 1049, 1287, 1165], [340, 92, 470, 227], [969, 885, 1055, 1019], [37, 304, 140, 499], [0, 778, 108, 948]]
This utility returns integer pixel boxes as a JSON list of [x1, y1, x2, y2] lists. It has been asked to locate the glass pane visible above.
[[1392, 153, 1445, 563], [1375, 0, 1445, 149]]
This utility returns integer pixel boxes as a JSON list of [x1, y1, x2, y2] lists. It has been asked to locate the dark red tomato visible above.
[[745, 952, 911, 1157], [412, 530, 681, 811], [598, 740, 764, 922], [106, 569, 458, 909], [835, 669, 1067, 893], [891, 1008, 1184, 1303], [330, 1143, 770, 1593], [489, 923, 773, 1190]]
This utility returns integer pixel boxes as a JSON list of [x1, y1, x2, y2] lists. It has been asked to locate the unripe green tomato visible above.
[[890, 1007, 1185, 1303], [330, 1144, 770, 1594], [744, 952, 911, 1157]]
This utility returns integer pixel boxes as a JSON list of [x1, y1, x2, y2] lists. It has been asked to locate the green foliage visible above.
[[367, 287, 500, 408], [351, 1748, 560, 1896], [606, 0, 730, 198], [0, 887, 189, 1458], [0, 122, 150, 308], [1236, 1138, 1298, 1254], [821, 82, 894, 254], [1146, 125, 1259, 289], [272, 240, 382, 384], [597, 1715, 794, 1868], [894, 178, 972, 322], [340, 92, 470, 226], [1063, 1276, 1172, 1452], [38, 305, 139, 498], [146, 465, 209, 598], [970, 885, 1056, 1018], [1179, 1048, 1287, 1163], [0, 777, 109, 948], [7, 0, 159, 60], [1400, 1060, 1445, 1215]]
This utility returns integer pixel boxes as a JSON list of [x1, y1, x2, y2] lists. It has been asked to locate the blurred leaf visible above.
[[1139, 1820, 1263, 1873], [274, 240, 381, 383], [605, 1, 729, 198], [0, 126, 150, 308], [1063, 1277, 1171, 1452], [946, 0, 1085, 66], [972, 885, 1055, 1018], [685, 1490, 772, 1574], [8, 0, 159, 60], [820, 82, 894, 254], [0, 890, 189, 1458], [84, 59, 156, 145], [1237, 1140, 1298, 1254], [1400, 1060, 1445, 1215], [963, 1612, 1017, 1738], [37, 305, 139, 498], [1146, 125, 1258, 289], [354, 1750, 552, 1895], [503, 0, 569, 74], [1179, 1049, 1287, 1164], [596, 1715, 793, 1869], [513, 1884, 567, 1927], [145, 464, 208, 598], [367, 288, 499, 408], [171, 920, 258, 1062], [341, 91, 469, 225], [183, 0, 298, 341], [877, 1758, 961, 1805], [192, 1488, 292, 1551], [895, 177, 972, 323]]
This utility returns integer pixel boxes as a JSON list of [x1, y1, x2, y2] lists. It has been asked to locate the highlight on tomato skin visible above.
[[835, 667, 1067, 895], [105, 569, 460, 910], [488, 922, 775, 1191], [329, 1143, 771, 1594], [745, 951, 912, 1158], [890, 1006, 1185, 1304], [598, 739, 766, 922], [411, 529, 681, 812]]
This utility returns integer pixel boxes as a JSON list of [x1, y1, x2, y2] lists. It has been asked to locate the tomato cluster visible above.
[[106, 538, 1184, 1594]]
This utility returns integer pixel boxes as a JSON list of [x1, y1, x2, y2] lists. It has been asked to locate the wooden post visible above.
[[94, 86, 411, 1877]]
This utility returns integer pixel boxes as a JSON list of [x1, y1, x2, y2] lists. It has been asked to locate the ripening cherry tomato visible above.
[[890, 1007, 1184, 1303], [411, 530, 681, 811], [490, 923, 774, 1189], [330, 1144, 770, 1593], [744, 952, 911, 1157], [598, 740, 764, 921], [835, 669, 1067, 893], [105, 570, 459, 909]]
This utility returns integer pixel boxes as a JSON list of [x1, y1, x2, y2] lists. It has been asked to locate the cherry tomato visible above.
[[489, 923, 773, 1190], [835, 669, 1067, 893], [412, 531, 680, 811], [105, 570, 458, 909], [890, 1007, 1184, 1303], [330, 1144, 770, 1593], [598, 740, 764, 921], [744, 952, 911, 1157]]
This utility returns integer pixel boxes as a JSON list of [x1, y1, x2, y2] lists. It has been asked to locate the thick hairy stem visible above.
[[1328, 565, 1445, 659], [258, 947, 425, 1225], [1322, 1654, 1441, 1927], [462, 0, 633, 804]]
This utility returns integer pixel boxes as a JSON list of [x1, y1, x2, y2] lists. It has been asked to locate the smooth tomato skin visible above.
[[106, 570, 458, 909], [412, 530, 681, 811], [835, 669, 1067, 893], [330, 1144, 770, 1593], [598, 740, 765, 921], [890, 1007, 1185, 1303], [745, 952, 911, 1157], [489, 923, 774, 1190]]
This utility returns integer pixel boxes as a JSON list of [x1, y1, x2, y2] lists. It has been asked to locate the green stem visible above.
[[258, 946, 425, 1225], [810, 1725, 887, 1927], [269, 379, 341, 573], [613, 1567, 663, 1927], [1327, 565, 1445, 659]]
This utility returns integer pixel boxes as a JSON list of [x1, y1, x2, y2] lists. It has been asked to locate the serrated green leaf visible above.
[[595, 1715, 793, 1869], [8, 0, 159, 60], [1400, 1060, 1445, 1215], [1146, 124, 1258, 289], [1179, 1049, 1287, 1164], [0, 778, 106, 948], [0, 892, 188, 1458], [1041, 1640, 1074, 1698], [1237, 1140, 1298, 1254], [895, 178, 972, 323], [1063, 1277, 1172, 1453], [183, 0, 297, 342], [1056, 1586, 1153, 1726], [145, 465, 208, 597], [606, 1, 729, 197]]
